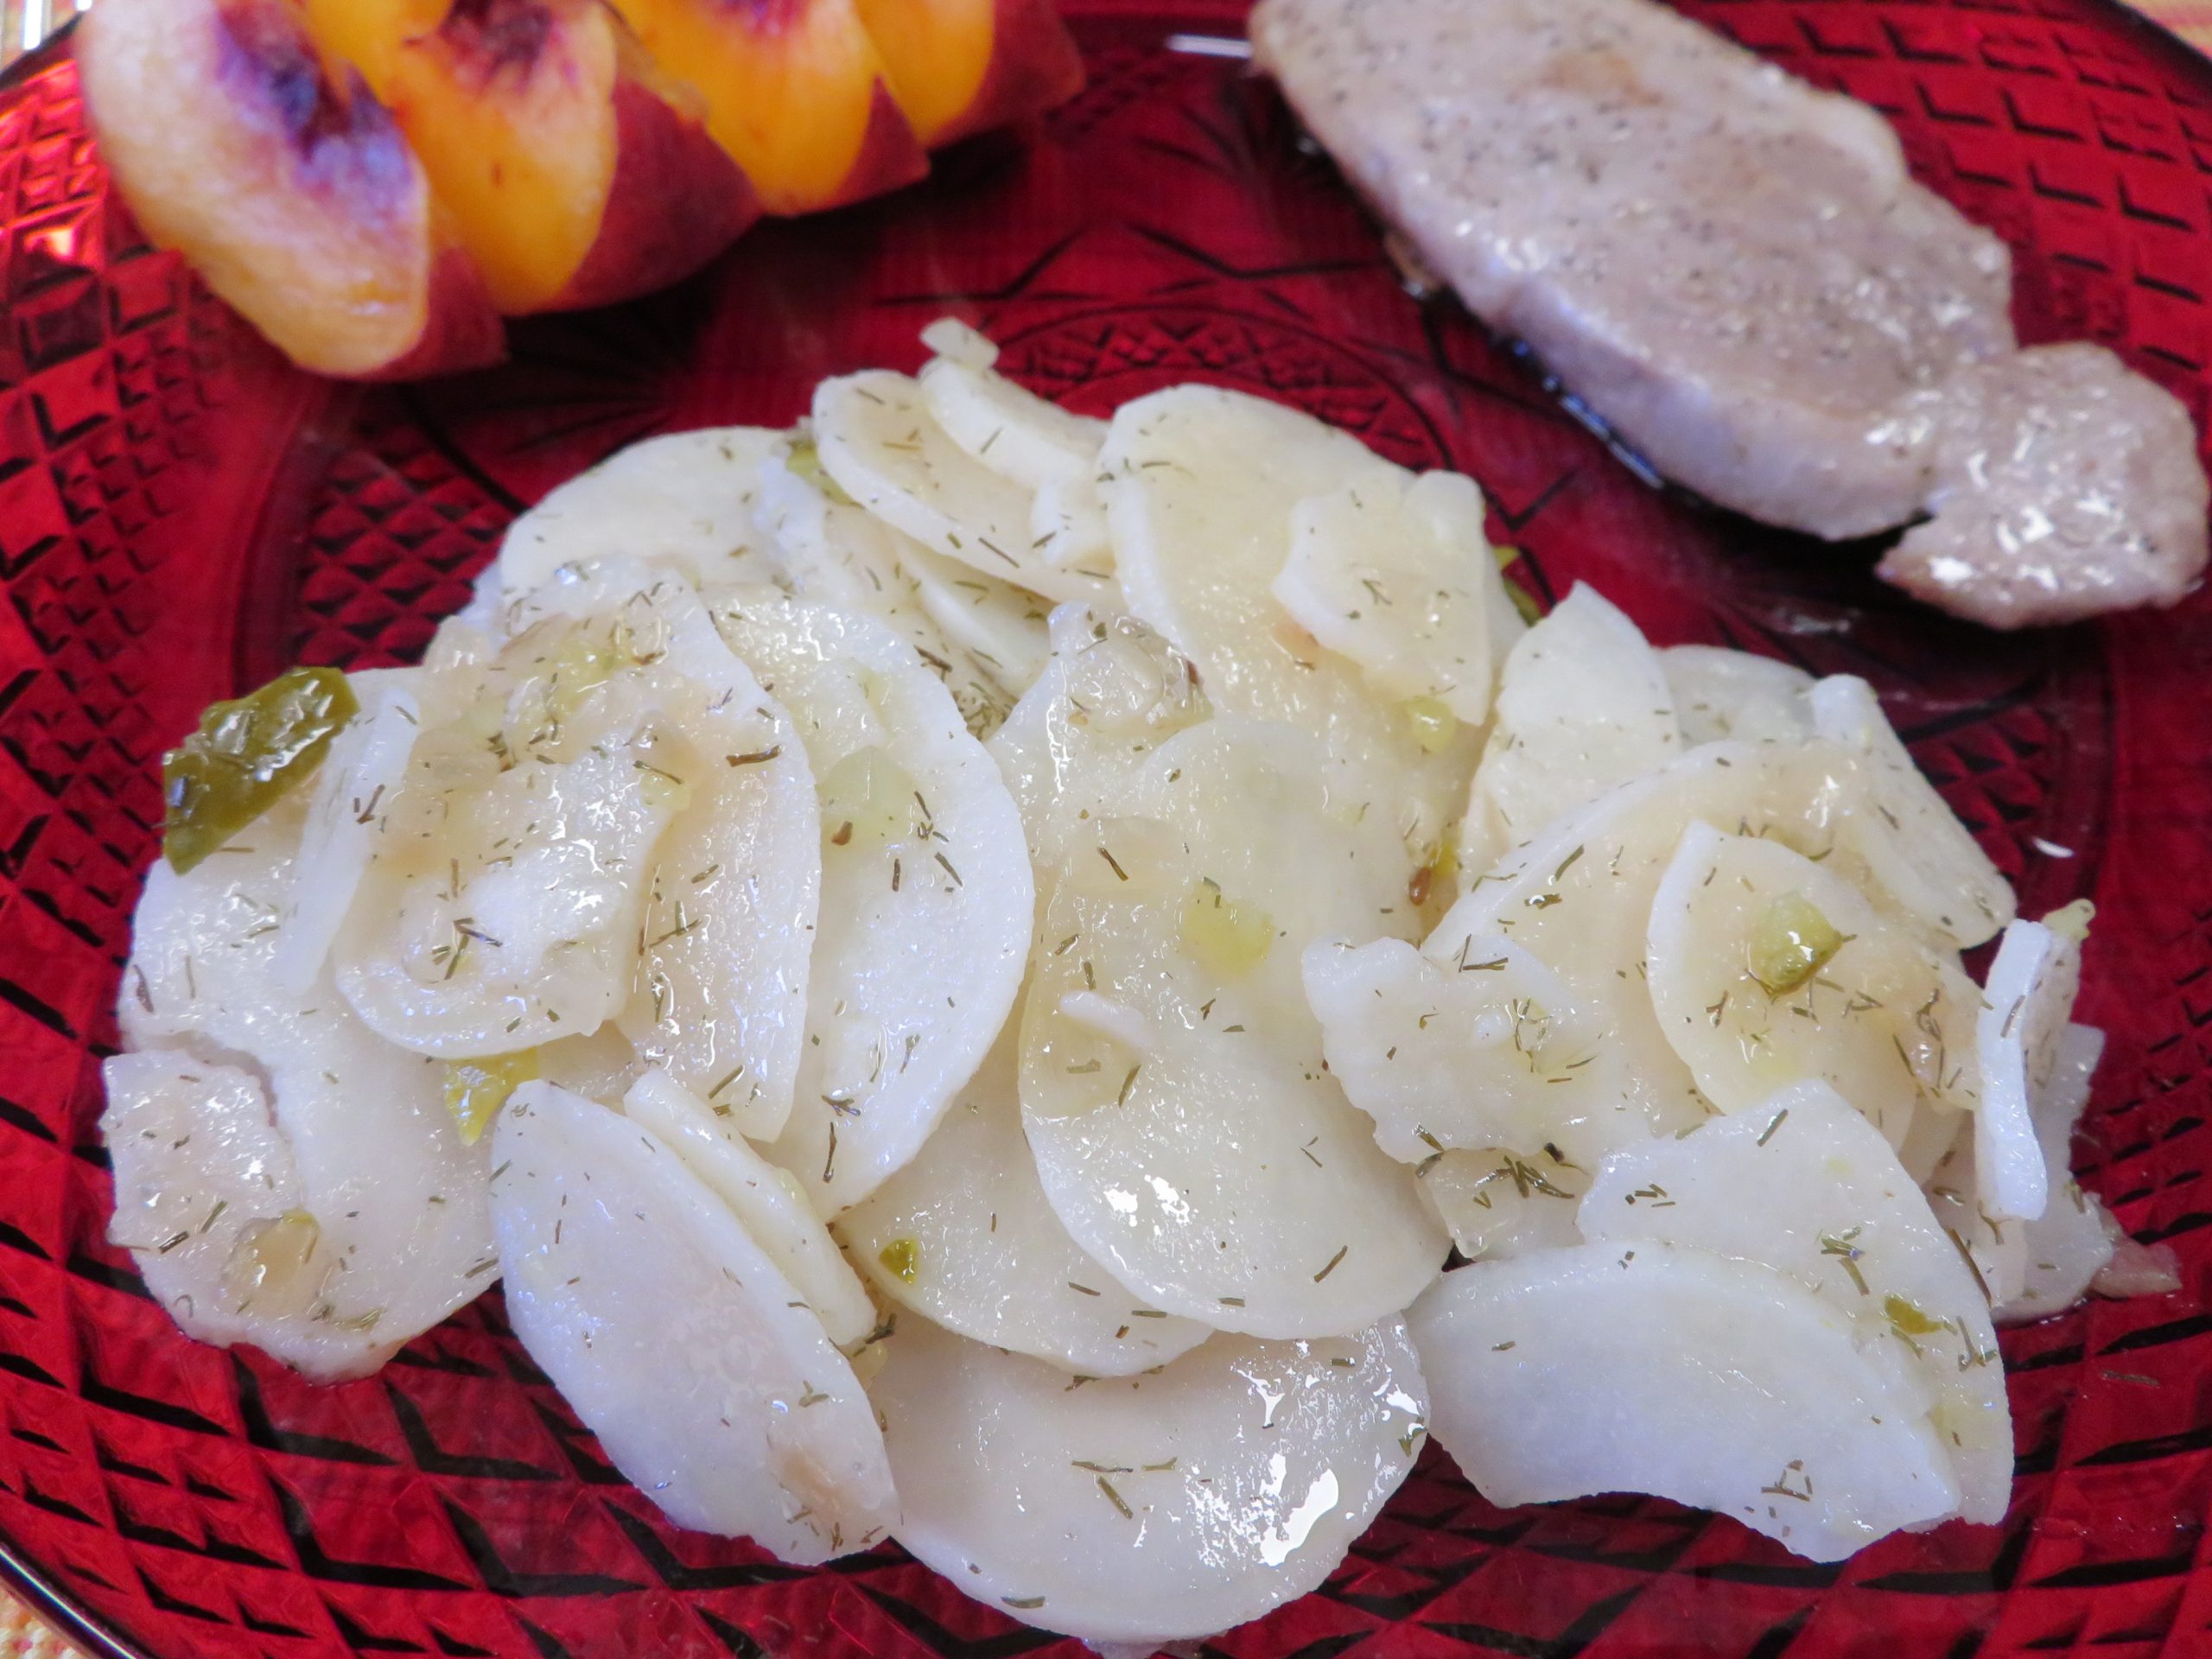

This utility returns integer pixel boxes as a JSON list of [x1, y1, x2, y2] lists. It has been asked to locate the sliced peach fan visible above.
[[304, 0, 754, 315], [606, 0, 927, 214], [856, 0, 1084, 147], [75, 0, 504, 379]]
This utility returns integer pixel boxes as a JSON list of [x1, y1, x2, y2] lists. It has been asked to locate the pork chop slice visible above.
[[1251, 0, 2209, 626], [1879, 345, 2210, 628], [1251, 0, 2017, 540]]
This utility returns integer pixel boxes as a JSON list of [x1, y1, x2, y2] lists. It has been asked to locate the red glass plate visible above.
[[4, 3, 2212, 1655]]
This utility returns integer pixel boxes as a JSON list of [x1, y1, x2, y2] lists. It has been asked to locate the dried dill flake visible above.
[[162, 667, 358, 873]]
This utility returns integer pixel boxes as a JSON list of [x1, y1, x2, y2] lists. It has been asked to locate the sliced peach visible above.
[[606, 0, 928, 215], [78, 0, 505, 380], [305, 0, 756, 315], [856, 0, 1084, 148]]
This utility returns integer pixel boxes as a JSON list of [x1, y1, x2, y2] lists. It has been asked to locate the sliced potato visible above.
[[918, 323, 1106, 492], [621, 1070, 876, 1349], [987, 607, 1210, 887], [1810, 676, 2014, 950], [1410, 1243, 1961, 1561], [1418, 1148, 1586, 1261], [902, 541, 1053, 693], [495, 427, 786, 601], [1461, 584, 1680, 872], [1427, 745, 1828, 1148], [1993, 1024, 2118, 1323], [874, 1313, 1427, 1645], [1582, 1081, 2010, 1522], [1271, 468, 1501, 723], [1644, 823, 1982, 1145], [490, 1083, 896, 1562], [840, 1032, 1210, 1376], [276, 668, 423, 991], [111, 794, 492, 1380], [1662, 645, 1815, 746], [1301, 934, 1650, 1171], [1974, 918, 2077, 1223], [750, 443, 1015, 737], [814, 371, 1115, 607], [712, 592, 1032, 1214], [1099, 385, 1478, 857], [1020, 721, 1443, 1338]]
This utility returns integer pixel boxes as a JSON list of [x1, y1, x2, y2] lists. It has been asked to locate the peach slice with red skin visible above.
[[605, 0, 929, 216], [77, 0, 505, 380], [304, 0, 757, 316], [856, 0, 1084, 148]]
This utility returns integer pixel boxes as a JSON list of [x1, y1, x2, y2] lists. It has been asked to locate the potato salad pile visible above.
[[103, 321, 2172, 1643]]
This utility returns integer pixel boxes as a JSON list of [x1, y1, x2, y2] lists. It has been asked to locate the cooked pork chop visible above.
[[1252, 0, 2209, 626], [1879, 345, 2211, 628]]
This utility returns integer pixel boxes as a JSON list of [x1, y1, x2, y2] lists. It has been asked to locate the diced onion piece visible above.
[[874, 1313, 1427, 1644], [1410, 1243, 1961, 1562], [491, 1083, 895, 1562]]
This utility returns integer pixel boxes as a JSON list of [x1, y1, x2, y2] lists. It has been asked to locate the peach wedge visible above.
[[303, 0, 757, 316], [78, 0, 505, 380], [857, 0, 1084, 148], [606, 0, 929, 216]]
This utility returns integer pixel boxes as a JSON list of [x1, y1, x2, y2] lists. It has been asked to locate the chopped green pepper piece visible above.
[[162, 667, 359, 874]]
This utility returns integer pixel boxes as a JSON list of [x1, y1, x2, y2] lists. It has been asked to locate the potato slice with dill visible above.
[[900, 540, 1053, 694], [621, 1070, 876, 1349], [712, 592, 1032, 1215], [1020, 720, 1443, 1338], [814, 370, 1116, 607], [1974, 917, 2081, 1222], [1301, 933, 1660, 1172], [490, 1083, 896, 1562], [1099, 385, 1478, 859], [751, 442, 1015, 737], [1417, 1148, 1586, 1262], [1582, 1081, 2010, 1523], [1271, 468, 1504, 725], [1411, 1243, 1961, 1561], [1809, 675, 2015, 950], [840, 1032, 1210, 1376], [276, 667, 423, 992], [1459, 583, 1681, 874], [987, 606, 1210, 892], [1644, 823, 1983, 1147], [1662, 645, 1815, 747], [872, 1312, 1427, 1645], [109, 791, 493, 1382], [493, 427, 786, 604], [1428, 744, 1827, 1152], [477, 429, 778, 632]]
